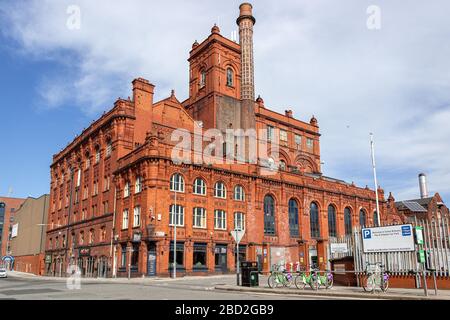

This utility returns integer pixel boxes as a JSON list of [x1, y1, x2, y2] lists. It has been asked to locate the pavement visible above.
[[0, 271, 349, 300], [2, 271, 448, 300], [214, 284, 449, 301]]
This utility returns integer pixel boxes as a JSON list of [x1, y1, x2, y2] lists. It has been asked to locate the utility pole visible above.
[[236, 235, 240, 286], [128, 246, 132, 280], [370, 133, 381, 227]]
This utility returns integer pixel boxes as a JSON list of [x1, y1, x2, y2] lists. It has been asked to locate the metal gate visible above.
[[328, 218, 450, 279]]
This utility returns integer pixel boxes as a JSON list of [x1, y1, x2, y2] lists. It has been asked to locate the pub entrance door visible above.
[[147, 243, 157, 277], [215, 244, 228, 273], [309, 246, 318, 269]]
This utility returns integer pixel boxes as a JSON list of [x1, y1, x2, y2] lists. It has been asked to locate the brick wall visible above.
[[13, 254, 45, 275]]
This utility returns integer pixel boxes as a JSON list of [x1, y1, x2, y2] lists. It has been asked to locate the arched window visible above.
[[359, 209, 367, 227], [193, 178, 206, 195], [85, 152, 91, 169], [226, 68, 234, 87], [170, 173, 185, 192], [124, 181, 130, 198], [79, 231, 84, 245], [234, 185, 245, 201], [310, 202, 320, 238], [95, 145, 101, 164], [264, 195, 276, 235], [106, 140, 112, 157], [89, 229, 94, 244], [288, 199, 299, 237], [200, 70, 206, 87], [373, 211, 379, 227], [122, 209, 129, 229], [214, 181, 226, 198], [135, 176, 142, 194], [344, 207, 352, 236], [279, 160, 286, 171], [328, 205, 337, 237]]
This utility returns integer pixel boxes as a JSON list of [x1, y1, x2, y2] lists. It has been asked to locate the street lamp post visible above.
[[173, 189, 177, 279], [128, 246, 132, 280]]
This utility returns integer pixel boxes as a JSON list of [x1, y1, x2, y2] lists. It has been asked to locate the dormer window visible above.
[[226, 68, 234, 87], [200, 70, 206, 88]]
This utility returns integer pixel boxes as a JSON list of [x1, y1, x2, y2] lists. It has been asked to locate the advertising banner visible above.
[[11, 223, 18, 238], [362, 224, 415, 253]]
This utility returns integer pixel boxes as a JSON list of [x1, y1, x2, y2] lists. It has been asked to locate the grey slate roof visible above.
[[395, 200, 429, 212]]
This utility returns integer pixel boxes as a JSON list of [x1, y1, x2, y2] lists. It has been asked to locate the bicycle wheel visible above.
[[381, 274, 389, 292], [309, 274, 319, 291], [364, 274, 376, 293], [326, 274, 334, 289], [362, 275, 370, 292], [268, 274, 276, 288], [295, 274, 306, 290], [284, 274, 294, 288]]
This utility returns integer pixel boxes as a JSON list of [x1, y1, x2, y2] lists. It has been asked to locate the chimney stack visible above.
[[418, 173, 429, 199], [237, 3, 256, 101]]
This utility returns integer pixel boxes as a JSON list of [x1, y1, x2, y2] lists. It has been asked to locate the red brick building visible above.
[[0, 196, 25, 259], [45, 3, 387, 278], [9, 195, 49, 275]]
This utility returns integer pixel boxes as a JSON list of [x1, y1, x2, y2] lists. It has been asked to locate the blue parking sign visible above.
[[363, 229, 372, 239]]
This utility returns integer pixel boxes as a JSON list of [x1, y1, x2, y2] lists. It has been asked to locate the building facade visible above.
[[9, 195, 49, 275], [0, 196, 25, 258], [393, 193, 448, 222], [385, 174, 449, 223], [45, 3, 387, 278]]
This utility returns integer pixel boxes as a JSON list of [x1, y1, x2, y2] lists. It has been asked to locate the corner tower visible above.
[[184, 25, 242, 130]]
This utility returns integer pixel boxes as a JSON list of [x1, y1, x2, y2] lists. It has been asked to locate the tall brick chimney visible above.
[[132, 78, 155, 143], [132, 78, 154, 110], [237, 3, 256, 101]]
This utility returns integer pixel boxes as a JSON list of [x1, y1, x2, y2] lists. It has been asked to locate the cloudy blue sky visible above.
[[0, 0, 449, 202]]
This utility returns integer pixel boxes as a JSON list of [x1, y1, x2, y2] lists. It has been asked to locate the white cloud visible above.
[[1, 0, 449, 201]]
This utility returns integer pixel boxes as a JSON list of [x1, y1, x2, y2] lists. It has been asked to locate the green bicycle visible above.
[[316, 270, 334, 289], [295, 265, 333, 290], [268, 264, 294, 288], [363, 262, 389, 293], [295, 265, 319, 290]]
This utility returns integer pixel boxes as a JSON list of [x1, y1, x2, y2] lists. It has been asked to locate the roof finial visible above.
[[211, 24, 221, 34]]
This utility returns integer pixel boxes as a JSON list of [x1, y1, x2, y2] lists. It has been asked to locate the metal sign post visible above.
[[414, 223, 428, 296], [231, 229, 245, 286]]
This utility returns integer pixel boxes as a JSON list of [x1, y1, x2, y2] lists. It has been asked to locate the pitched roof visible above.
[[395, 200, 428, 212], [407, 197, 434, 207]]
